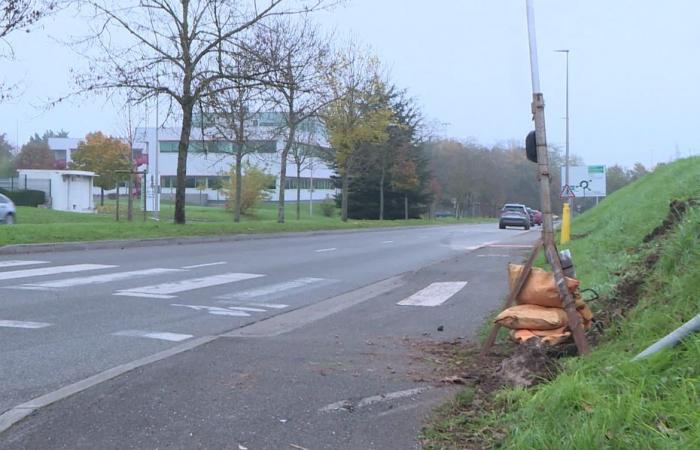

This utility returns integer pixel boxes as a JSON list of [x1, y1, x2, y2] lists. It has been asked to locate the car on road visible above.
[[0, 193, 16, 224], [526, 207, 542, 226], [499, 203, 530, 230]]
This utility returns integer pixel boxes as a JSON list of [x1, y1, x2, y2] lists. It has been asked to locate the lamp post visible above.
[[555, 49, 570, 210]]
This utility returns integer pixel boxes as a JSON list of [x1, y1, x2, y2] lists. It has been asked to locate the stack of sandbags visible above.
[[494, 264, 594, 346]]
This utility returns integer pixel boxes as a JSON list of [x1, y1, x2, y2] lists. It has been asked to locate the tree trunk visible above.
[[404, 194, 408, 220], [296, 163, 301, 220], [100, 188, 104, 206], [341, 163, 349, 222], [234, 151, 242, 223], [174, 99, 194, 225], [379, 163, 385, 221], [278, 126, 296, 224]]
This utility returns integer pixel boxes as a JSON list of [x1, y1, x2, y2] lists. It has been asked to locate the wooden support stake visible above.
[[480, 238, 542, 357]]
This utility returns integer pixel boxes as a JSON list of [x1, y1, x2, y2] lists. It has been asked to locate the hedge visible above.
[[0, 188, 46, 207]]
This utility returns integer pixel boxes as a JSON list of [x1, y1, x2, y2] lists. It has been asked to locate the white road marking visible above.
[[397, 281, 468, 307], [21, 268, 183, 289], [319, 387, 430, 413], [4, 286, 55, 291], [181, 262, 227, 269], [0, 261, 48, 269], [114, 292, 175, 299], [226, 306, 267, 312], [114, 272, 264, 298], [245, 302, 289, 309], [0, 264, 117, 282], [171, 304, 251, 317], [315, 248, 336, 253], [217, 277, 326, 301], [381, 240, 394, 244], [112, 330, 193, 342], [0, 320, 52, 329]]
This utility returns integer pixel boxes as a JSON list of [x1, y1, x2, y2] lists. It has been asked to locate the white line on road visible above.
[[319, 387, 430, 413], [217, 277, 326, 301], [0, 260, 48, 269], [0, 264, 117, 282], [181, 262, 227, 269], [171, 304, 251, 317], [315, 248, 337, 253], [226, 306, 267, 312], [114, 272, 264, 298], [21, 268, 184, 289], [0, 320, 52, 329], [245, 302, 289, 309], [397, 281, 468, 307], [114, 292, 176, 299], [112, 330, 193, 342], [381, 240, 394, 244]]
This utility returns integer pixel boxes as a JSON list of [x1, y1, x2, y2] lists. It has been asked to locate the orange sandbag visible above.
[[509, 329, 538, 343], [508, 264, 580, 308], [495, 304, 568, 330], [509, 328, 571, 346]]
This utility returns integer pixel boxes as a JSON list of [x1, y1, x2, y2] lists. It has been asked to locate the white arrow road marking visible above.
[[319, 387, 431, 413], [397, 282, 468, 307], [217, 277, 327, 301], [114, 272, 264, 299], [112, 330, 193, 342], [0, 261, 49, 269], [0, 320, 52, 329], [19, 268, 184, 289], [181, 262, 227, 269], [0, 264, 117, 282], [171, 304, 252, 317]]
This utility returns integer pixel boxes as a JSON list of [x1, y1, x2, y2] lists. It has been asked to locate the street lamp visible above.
[[554, 49, 570, 206]]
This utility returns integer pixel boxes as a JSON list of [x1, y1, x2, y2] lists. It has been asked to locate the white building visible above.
[[17, 169, 96, 212], [49, 113, 337, 211]]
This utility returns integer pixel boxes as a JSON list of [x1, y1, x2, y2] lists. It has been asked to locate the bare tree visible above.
[[287, 122, 323, 220], [255, 16, 333, 223], [205, 41, 269, 222], [73, 0, 325, 224], [0, 0, 56, 99]]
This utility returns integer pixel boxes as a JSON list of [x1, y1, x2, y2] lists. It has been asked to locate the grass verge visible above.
[[420, 157, 700, 449], [1, 202, 493, 246]]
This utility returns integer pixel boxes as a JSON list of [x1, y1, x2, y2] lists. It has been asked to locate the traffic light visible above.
[[525, 130, 538, 163]]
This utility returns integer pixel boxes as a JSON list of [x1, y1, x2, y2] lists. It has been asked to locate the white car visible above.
[[0, 193, 16, 224]]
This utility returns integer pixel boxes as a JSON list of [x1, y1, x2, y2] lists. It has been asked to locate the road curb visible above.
[[0, 222, 493, 255]]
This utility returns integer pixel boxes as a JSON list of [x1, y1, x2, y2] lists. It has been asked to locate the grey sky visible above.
[[1, 1, 698, 168]]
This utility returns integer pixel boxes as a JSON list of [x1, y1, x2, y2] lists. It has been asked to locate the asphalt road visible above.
[[0, 223, 535, 448]]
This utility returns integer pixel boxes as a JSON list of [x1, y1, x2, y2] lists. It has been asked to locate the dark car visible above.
[[499, 203, 530, 230]]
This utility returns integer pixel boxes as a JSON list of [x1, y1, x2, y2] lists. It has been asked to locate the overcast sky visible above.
[[1, 1, 698, 168]]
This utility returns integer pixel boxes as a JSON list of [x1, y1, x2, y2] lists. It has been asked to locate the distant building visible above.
[[47, 112, 337, 210]]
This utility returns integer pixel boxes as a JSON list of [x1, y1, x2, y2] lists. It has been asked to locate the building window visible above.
[[313, 178, 334, 190], [284, 177, 333, 190]]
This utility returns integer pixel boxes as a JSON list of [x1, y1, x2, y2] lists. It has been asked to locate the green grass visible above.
[[422, 157, 700, 449], [1, 201, 492, 246]]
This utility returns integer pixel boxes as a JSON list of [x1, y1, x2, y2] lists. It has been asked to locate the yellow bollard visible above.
[[561, 202, 571, 244]]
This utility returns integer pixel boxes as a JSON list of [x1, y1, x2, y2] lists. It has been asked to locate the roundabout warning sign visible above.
[[561, 165, 607, 197]]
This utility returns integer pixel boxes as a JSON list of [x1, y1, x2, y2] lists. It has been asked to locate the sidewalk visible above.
[[0, 233, 537, 450]]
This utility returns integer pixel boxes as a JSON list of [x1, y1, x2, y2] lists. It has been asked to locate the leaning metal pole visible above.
[[526, 0, 589, 354]]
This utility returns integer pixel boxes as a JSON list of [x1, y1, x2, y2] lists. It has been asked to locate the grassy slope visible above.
[[493, 157, 700, 449], [1, 202, 491, 246]]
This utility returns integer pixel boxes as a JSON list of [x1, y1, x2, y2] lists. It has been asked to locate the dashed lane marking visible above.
[[314, 248, 337, 253], [397, 281, 468, 307], [0, 320, 52, 329], [112, 330, 193, 342], [114, 272, 264, 299], [0, 264, 117, 282]]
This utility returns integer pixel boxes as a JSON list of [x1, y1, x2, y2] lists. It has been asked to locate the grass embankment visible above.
[[1, 202, 491, 247], [422, 157, 700, 449]]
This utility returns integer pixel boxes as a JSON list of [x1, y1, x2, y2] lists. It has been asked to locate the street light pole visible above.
[[555, 49, 570, 212]]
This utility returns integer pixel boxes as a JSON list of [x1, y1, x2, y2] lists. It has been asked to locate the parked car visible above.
[[0, 193, 16, 224], [526, 207, 536, 226], [499, 203, 530, 230]]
